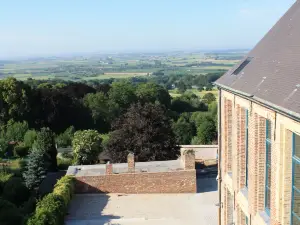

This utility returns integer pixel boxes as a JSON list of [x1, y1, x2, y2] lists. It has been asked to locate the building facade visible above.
[[215, 1, 300, 225]]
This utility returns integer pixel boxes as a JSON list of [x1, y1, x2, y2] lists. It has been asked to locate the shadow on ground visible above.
[[65, 194, 121, 225], [196, 165, 218, 193]]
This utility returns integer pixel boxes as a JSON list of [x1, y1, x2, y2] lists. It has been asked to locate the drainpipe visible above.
[[217, 87, 222, 225]]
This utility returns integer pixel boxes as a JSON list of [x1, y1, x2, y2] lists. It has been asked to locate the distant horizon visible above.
[[0, 48, 250, 61]]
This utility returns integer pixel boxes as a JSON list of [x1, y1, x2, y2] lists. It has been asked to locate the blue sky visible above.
[[0, 0, 296, 58]]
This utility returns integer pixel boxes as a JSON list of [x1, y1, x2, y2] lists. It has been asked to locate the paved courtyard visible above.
[[65, 176, 218, 225]]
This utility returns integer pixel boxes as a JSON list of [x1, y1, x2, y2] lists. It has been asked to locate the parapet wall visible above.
[[70, 151, 196, 194], [75, 169, 196, 194]]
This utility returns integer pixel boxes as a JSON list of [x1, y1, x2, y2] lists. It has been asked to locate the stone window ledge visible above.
[[236, 188, 249, 217], [253, 211, 270, 225]]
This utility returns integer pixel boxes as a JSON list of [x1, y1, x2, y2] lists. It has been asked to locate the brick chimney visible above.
[[106, 161, 113, 174], [127, 152, 135, 173], [181, 150, 195, 170]]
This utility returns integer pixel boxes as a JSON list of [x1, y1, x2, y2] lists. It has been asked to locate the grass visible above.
[[169, 88, 218, 98], [83, 72, 150, 80]]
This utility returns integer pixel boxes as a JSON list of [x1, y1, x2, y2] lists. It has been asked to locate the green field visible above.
[[0, 51, 244, 81], [169, 88, 218, 98]]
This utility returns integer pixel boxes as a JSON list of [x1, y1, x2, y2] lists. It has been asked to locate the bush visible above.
[[57, 158, 73, 170], [20, 197, 37, 216], [27, 176, 75, 225], [27, 194, 65, 225], [0, 198, 24, 225], [0, 138, 8, 157], [0, 172, 13, 194], [72, 130, 102, 165], [24, 130, 37, 149], [14, 144, 30, 157], [2, 177, 30, 206]]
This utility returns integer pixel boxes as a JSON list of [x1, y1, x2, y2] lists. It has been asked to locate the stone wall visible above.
[[75, 170, 196, 194]]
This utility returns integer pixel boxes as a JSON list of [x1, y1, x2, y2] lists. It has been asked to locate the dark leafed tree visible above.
[[107, 103, 179, 163], [202, 92, 216, 104], [0, 77, 31, 125]]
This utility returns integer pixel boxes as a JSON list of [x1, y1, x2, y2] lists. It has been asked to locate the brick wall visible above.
[[219, 90, 300, 225], [74, 170, 196, 194]]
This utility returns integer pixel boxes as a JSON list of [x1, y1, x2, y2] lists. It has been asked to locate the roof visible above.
[[215, 1, 300, 118], [67, 160, 183, 176]]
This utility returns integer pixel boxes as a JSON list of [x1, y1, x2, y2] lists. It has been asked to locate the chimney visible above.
[[127, 152, 135, 173], [181, 150, 195, 170], [106, 161, 113, 174]]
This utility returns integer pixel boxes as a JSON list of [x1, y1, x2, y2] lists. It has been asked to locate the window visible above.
[[292, 133, 300, 225], [232, 57, 253, 75], [265, 119, 271, 215], [245, 109, 249, 187]]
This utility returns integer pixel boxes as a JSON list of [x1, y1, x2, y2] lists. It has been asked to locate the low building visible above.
[[215, 1, 300, 225], [67, 151, 197, 194]]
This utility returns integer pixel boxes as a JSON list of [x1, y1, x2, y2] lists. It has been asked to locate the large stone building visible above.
[[215, 1, 300, 225]]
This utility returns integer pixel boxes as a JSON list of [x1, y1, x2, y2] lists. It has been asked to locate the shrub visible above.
[[0, 171, 13, 194], [0, 138, 8, 157], [27, 176, 75, 225], [57, 157, 73, 170], [20, 197, 37, 216], [0, 198, 24, 225], [72, 130, 102, 165], [2, 177, 30, 206], [27, 194, 65, 225], [24, 130, 37, 149], [14, 144, 30, 157]]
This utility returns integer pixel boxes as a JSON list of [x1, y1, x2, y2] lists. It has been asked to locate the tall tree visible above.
[[33, 128, 57, 172], [0, 77, 31, 125], [23, 149, 47, 190], [83, 92, 110, 132], [135, 82, 171, 108], [108, 81, 137, 118], [107, 103, 179, 163]]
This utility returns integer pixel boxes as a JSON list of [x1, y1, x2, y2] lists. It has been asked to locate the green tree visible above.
[[83, 92, 110, 132], [33, 128, 57, 172], [202, 92, 216, 104], [108, 81, 137, 118], [135, 82, 171, 108], [1, 120, 28, 142], [23, 149, 47, 190], [72, 130, 103, 165], [0, 77, 30, 125], [107, 103, 179, 162], [172, 115, 196, 145], [24, 129, 37, 149], [195, 116, 217, 144], [55, 126, 75, 148], [177, 81, 187, 94]]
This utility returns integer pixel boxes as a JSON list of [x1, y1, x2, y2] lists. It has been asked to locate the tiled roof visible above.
[[215, 1, 300, 118]]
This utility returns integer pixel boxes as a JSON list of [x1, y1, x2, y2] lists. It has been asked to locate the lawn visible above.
[[169, 88, 218, 98], [83, 72, 150, 80]]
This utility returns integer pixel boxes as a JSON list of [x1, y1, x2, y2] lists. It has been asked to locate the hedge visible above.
[[0, 198, 24, 225], [27, 176, 75, 225]]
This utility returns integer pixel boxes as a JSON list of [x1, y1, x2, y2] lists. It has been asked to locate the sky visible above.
[[0, 0, 296, 59]]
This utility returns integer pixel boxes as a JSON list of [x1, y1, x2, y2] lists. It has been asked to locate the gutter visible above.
[[217, 87, 222, 225], [214, 83, 300, 123]]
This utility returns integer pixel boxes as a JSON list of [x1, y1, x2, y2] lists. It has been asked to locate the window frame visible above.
[[291, 133, 300, 224], [265, 119, 271, 215]]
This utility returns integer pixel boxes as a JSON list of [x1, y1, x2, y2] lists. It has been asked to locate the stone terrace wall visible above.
[[75, 170, 196, 194]]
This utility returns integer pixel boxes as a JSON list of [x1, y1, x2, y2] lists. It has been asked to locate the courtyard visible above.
[[65, 175, 218, 225]]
